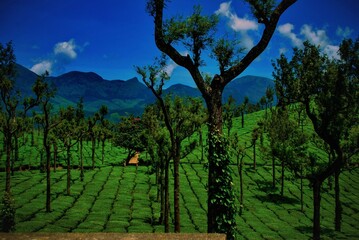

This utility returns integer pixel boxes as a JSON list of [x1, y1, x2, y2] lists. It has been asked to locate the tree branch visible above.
[[223, 0, 297, 84], [153, 0, 209, 97]]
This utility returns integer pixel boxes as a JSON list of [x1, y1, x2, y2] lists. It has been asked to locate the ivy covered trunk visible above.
[[206, 91, 236, 239]]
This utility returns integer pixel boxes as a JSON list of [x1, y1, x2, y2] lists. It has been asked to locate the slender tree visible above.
[[75, 98, 86, 181], [145, 0, 297, 236], [136, 59, 202, 232], [33, 73, 58, 212], [54, 105, 84, 195], [0, 41, 40, 231], [142, 104, 171, 231], [223, 95, 236, 137], [239, 96, 249, 128]]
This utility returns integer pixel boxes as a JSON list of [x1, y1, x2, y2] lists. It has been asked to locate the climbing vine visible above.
[[208, 130, 237, 239]]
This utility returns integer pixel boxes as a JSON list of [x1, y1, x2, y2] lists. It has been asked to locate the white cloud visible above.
[[164, 61, 177, 77], [30, 60, 53, 75], [278, 23, 303, 47], [324, 44, 340, 60], [215, 2, 231, 17], [278, 23, 340, 60], [300, 24, 329, 47], [241, 31, 255, 49], [230, 15, 258, 31], [216, 1, 258, 32], [279, 47, 287, 55], [336, 26, 353, 38], [54, 39, 77, 59], [31, 39, 82, 75], [216, 1, 258, 50]]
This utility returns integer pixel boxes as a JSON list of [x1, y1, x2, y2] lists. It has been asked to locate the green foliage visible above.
[[1, 192, 16, 232], [113, 115, 146, 162], [266, 108, 309, 173], [163, 5, 218, 67], [245, 0, 276, 24]]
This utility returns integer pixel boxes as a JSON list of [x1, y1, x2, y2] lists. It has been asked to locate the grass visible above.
[[0, 110, 358, 239]]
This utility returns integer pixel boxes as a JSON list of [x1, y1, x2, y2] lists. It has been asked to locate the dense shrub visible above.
[[1, 192, 16, 232]]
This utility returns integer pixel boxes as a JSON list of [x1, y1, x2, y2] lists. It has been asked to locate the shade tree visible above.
[[113, 115, 146, 165], [145, 1, 296, 236], [33, 72, 58, 212], [272, 39, 358, 239], [141, 104, 171, 231], [136, 58, 204, 232], [0, 41, 42, 231]]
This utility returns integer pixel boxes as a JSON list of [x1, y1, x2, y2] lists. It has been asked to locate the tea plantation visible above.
[[1, 111, 358, 239]]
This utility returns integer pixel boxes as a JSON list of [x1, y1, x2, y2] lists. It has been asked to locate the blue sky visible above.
[[1, 0, 358, 87]]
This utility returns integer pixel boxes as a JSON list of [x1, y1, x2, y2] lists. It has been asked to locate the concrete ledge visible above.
[[0, 233, 226, 240]]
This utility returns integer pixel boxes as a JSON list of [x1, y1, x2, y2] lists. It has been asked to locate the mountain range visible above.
[[14, 64, 274, 121]]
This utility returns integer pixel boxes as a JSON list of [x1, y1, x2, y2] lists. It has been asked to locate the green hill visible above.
[[14, 64, 274, 119]]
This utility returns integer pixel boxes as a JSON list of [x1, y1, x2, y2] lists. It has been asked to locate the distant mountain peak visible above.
[[57, 71, 104, 82]]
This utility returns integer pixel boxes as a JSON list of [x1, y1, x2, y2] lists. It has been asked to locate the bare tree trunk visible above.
[[174, 142, 180, 232], [101, 138, 105, 164], [312, 180, 322, 240], [241, 111, 244, 128], [66, 145, 71, 195], [5, 133, 12, 194], [45, 143, 51, 212], [164, 159, 169, 233], [12, 136, 19, 177], [253, 141, 256, 170], [300, 165, 304, 212], [80, 139, 84, 181], [91, 136, 95, 170], [53, 142, 57, 173], [272, 156, 276, 188], [334, 168, 342, 231], [238, 155, 244, 215], [159, 162, 165, 223], [281, 159, 285, 196]]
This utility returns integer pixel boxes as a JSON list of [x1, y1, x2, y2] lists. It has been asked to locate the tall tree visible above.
[[33, 73, 57, 212], [145, 1, 296, 237], [75, 98, 86, 181], [272, 39, 358, 239], [1, 43, 43, 177], [0, 41, 19, 194], [54, 105, 84, 195], [0, 41, 40, 231], [239, 96, 249, 128], [97, 105, 109, 165], [142, 104, 171, 231]]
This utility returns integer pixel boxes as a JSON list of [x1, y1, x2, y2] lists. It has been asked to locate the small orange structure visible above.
[[128, 152, 139, 167]]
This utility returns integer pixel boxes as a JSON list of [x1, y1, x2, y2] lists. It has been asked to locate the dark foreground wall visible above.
[[0, 233, 226, 240]]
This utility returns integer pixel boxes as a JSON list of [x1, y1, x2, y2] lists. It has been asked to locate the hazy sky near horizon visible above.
[[1, 0, 358, 87]]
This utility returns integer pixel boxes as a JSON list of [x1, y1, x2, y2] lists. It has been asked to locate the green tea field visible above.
[[1, 111, 358, 239]]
